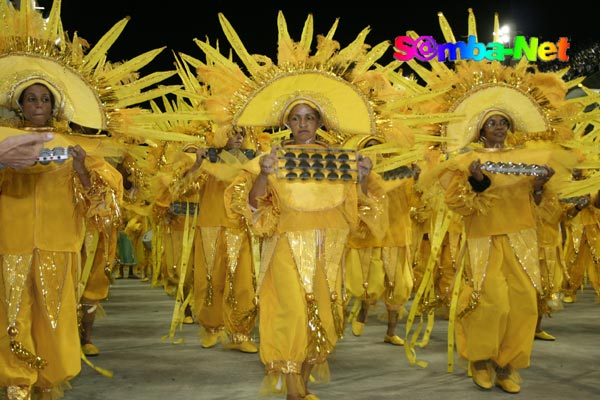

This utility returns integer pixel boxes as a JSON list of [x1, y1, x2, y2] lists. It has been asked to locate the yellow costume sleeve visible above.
[[355, 173, 388, 241], [74, 155, 123, 232], [224, 168, 280, 237], [151, 154, 206, 214], [442, 169, 499, 217]]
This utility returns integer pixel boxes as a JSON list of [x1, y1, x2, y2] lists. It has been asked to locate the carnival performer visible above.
[[532, 177, 567, 341], [0, 2, 196, 397], [346, 136, 409, 346], [153, 125, 259, 352], [182, 11, 421, 398], [79, 208, 122, 358], [0, 77, 121, 399], [438, 109, 554, 393], [561, 169, 600, 303], [151, 141, 197, 325], [225, 98, 385, 400], [116, 149, 157, 283]]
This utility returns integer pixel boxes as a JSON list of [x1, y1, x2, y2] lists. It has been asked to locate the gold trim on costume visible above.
[[225, 229, 243, 309], [287, 231, 317, 294], [2, 254, 32, 330], [200, 227, 220, 306]]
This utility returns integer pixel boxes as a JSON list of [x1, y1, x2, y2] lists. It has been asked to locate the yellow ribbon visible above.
[[81, 350, 113, 378], [404, 207, 452, 368], [151, 223, 163, 288], [165, 197, 199, 343], [78, 229, 99, 301], [447, 230, 467, 373]]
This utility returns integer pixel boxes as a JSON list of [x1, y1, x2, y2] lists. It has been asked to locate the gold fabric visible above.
[[455, 236, 538, 369], [563, 206, 600, 297], [0, 251, 80, 388], [440, 148, 541, 372], [225, 162, 385, 394], [154, 147, 257, 341]]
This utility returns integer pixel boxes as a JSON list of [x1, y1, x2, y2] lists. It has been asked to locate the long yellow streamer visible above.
[[81, 351, 113, 378], [165, 197, 199, 343], [447, 234, 467, 373], [404, 207, 452, 368], [78, 230, 99, 301]]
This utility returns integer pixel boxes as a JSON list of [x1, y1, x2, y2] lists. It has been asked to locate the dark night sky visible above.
[[39, 1, 598, 76]]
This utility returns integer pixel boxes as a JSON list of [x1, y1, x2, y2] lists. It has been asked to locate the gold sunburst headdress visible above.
[[174, 11, 441, 158], [0, 0, 202, 150], [399, 8, 600, 154]]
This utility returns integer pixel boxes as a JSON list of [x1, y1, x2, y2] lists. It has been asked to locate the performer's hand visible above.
[[259, 147, 277, 175], [0, 132, 53, 168], [469, 159, 484, 181], [357, 154, 373, 182]]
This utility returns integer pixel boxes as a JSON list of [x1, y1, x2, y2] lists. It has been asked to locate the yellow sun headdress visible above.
[[399, 8, 600, 155], [174, 11, 429, 155], [0, 0, 201, 152]]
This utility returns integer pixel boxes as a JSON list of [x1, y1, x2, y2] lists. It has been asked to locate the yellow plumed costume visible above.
[[0, 1, 200, 396], [398, 9, 600, 388], [174, 11, 432, 397]]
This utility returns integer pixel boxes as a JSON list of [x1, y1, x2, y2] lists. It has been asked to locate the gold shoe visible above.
[[82, 343, 100, 357], [351, 320, 365, 336], [471, 360, 492, 390], [535, 330, 556, 341], [234, 340, 258, 353], [304, 394, 320, 400], [183, 316, 194, 324], [495, 376, 521, 393], [383, 335, 404, 346], [563, 295, 576, 303], [201, 333, 220, 348]]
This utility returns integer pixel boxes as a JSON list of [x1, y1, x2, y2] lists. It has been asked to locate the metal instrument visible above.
[[480, 161, 550, 177], [274, 147, 359, 182], [37, 146, 69, 165]]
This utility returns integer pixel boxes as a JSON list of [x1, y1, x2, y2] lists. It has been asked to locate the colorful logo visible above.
[[394, 35, 570, 62]]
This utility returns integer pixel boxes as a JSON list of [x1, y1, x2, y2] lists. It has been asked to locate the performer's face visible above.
[[20, 84, 54, 128], [480, 115, 509, 148], [226, 127, 245, 150], [286, 103, 321, 145]]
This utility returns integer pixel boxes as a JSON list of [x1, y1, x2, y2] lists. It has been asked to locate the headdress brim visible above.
[[233, 71, 376, 135], [0, 55, 104, 129], [444, 83, 548, 152]]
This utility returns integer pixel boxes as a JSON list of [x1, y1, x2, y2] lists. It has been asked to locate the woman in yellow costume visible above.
[[227, 98, 383, 400], [561, 169, 600, 303], [438, 109, 554, 393], [531, 173, 570, 341], [177, 10, 438, 398], [115, 151, 155, 283], [0, 2, 199, 398], [79, 200, 122, 359], [398, 10, 599, 393], [150, 140, 198, 328], [0, 75, 122, 400]]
